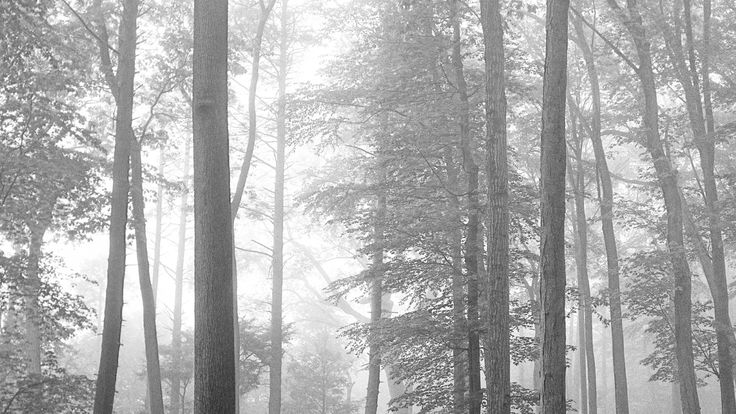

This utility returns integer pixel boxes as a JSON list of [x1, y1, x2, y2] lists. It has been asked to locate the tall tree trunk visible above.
[[479, 0, 510, 411], [538, 0, 568, 412], [364, 194, 385, 414], [24, 223, 47, 377], [269, 2, 288, 412], [449, 3, 481, 412], [170, 138, 190, 414], [606, 1, 700, 411], [681, 0, 735, 409], [130, 138, 165, 414], [93, 0, 138, 412], [151, 149, 165, 301], [577, 302, 589, 414], [571, 15, 630, 414], [192, 0, 236, 410], [567, 131, 597, 414]]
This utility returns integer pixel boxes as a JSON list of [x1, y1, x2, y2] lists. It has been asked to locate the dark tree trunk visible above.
[[606, 1, 700, 411], [193, 0, 236, 411], [571, 15, 630, 414], [170, 138, 190, 414], [130, 138, 165, 414], [364, 194, 385, 414], [93, 0, 138, 412], [479, 0, 510, 411], [269, 3, 288, 412], [577, 302, 588, 414], [449, 3, 481, 412], [538, 0, 569, 412]]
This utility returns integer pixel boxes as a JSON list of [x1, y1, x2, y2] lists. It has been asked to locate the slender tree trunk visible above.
[[193, 0, 236, 410], [269, 3, 288, 412], [93, 1, 138, 412], [606, 1, 700, 411], [130, 138, 165, 414], [538, 0, 568, 412], [170, 138, 190, 414], [24, 223, 47, 377], [449, 4, 481, 412], [681, 0, 736, 409], [567, 134, 597, 414], [364, 194, 385, 414], [479, 0, 510, 411], [571, 15, 630, 414], [151, 149, 165, 301], [577, 303, 588, 414]]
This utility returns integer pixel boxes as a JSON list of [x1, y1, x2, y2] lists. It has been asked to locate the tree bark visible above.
[[193, 0, 236, 411], [93, 0, 138, 412], [24, 223, 47, 377], [170, 138, 190, 414], [538, 0, 568, 412], [577, 302, 588, 414], [130, 138, 165, 414], [479, 0, 510, 411], [364, 194, 385, 414], [571, 15, 630, 414], [606, 1, 700, 411], [269, 2, 288, 412], [449, 3, 481, 412]]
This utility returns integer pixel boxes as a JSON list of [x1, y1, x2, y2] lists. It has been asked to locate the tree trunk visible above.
[[170, 138, 190, 414], [567, 134, 597, 414], [192, 0, 236, 410], [269, 2, 288, 412], [606, 1, 700, 411], [130, 138, 165, 414], [364, 194, 385, 414], [570, 15, 630, 414], [151, 149, 165, 301], [577, 303, 588, 414], [449, 4, 481, 413], [538, 0, 568, 412], [681, 0, 736, 409], [479, 0, 510, 411], [93, 0, 138, 412], [24, 223, 47, 377]]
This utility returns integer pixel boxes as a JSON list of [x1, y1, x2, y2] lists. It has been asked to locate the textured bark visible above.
[[130, 139, 165, 414], [571, 15, 630, 414], [567, 134, 597, 414], [479, 0, 510, 411], [606, 1, 700, 411], [151, 149, 165, 301], [538, 0, 568, 412], [269, 3, 288, 411], [193, 0, 236, 410], [93, 0, 138, 412], [364, 195, 385, 414], [170, 138, 190, 414], [449, 4, 481, 412], [24, 223, 47, 376]]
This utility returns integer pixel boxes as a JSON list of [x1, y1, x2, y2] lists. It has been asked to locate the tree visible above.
[[479, 0, 510, 412], [605, 0, 700, 410], [192, 0, 236, 411], [270, 1, 290, 412], [92, 0, 139, 412], [538, 0, 569, 412]]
